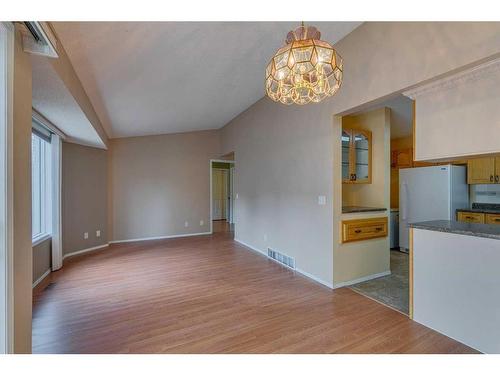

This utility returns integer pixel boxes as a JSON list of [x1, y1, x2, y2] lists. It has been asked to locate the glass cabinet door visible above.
[[342, 128, 371, 184], [342, 129, 352, 182], [353, 130, 371, 183]]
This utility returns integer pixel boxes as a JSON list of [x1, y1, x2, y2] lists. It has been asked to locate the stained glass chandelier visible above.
[[265, 23, 343, 105]]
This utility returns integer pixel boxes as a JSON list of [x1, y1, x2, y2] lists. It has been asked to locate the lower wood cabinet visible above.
[[456, 211, 500, 225], [457, 211, 484, 223], [485, 213, 500, 225], [341, 217, 388, 243]]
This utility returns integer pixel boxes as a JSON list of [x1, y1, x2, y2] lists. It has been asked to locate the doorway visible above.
[[210, 160, 235, 234]]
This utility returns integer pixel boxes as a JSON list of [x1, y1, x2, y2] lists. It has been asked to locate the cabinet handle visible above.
[[491, 175, 494, 182], [496, 175, 499, 183], [375, 227, 383, 232], [354, 229, 362, 233]]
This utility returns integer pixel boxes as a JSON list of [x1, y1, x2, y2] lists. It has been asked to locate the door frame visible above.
[[209, 159, 235, 234]]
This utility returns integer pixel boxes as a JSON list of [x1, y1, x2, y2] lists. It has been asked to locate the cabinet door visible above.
[[495, 157, 500, 184], [486, 214, 500, 225], [352, 130, 371, 184], [467, 158, 495, 184], [341, 129, 353, 183], [457, 211, 485, 223], [393, 148, 413, 168]]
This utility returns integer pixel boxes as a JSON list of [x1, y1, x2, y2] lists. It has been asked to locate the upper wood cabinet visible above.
[[342, 128, 372, 184], [391, 148, 413, 169], [467, 157, 497, 184]]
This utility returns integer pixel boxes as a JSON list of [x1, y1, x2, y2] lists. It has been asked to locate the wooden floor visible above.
[[32, 230, 476, 354]]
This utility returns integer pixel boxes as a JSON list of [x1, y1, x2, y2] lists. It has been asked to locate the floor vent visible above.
[[267, 248, 295, 269]]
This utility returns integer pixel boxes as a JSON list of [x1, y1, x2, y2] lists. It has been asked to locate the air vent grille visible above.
[[267, 248, 295, 269]]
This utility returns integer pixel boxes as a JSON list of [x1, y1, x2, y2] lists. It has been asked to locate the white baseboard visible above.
[[295, 267, 334, 289], [234, 238, 267, 256], [63, 243, 109, 260], [32, 268, 51, 289], [234, 238, 334, 289], [333, 270, 391, 289], [109, 231, 211, 244]]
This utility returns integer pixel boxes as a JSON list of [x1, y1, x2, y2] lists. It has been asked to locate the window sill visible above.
[[32, 233, 51, 247]]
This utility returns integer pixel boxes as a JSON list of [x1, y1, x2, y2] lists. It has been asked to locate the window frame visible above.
[[31, 131, 52, 246]]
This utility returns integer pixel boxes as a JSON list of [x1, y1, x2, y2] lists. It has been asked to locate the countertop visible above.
[[409, 220, 500, 240], [456, 208, 500, 215], [456, 203, 500, 215], [342, 206, 387, 214]]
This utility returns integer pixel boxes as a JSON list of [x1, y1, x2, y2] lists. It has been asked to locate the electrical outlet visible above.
[[200, 220, 204, 226], [263, 234, 268, 242], [84, 232, 89, 239], [96, 230, 101, 238], [235, 193, 239, 199], [184, 221, 189, 227], [318, 195, 326, 205]]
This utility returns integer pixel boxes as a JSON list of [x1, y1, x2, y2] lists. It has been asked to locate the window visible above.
[[31, 131, 52, 243]]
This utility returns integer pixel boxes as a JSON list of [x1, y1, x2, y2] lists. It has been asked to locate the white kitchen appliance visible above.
[[399, 165, 469, 252]]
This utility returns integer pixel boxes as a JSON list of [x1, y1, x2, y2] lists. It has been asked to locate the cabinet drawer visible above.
[[485, 214, 500, 225], [342, 217, 388, 243], [457, 211, 485, 224]]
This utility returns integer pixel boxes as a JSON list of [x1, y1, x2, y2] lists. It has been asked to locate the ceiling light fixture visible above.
[[265, 23, 343, 105]]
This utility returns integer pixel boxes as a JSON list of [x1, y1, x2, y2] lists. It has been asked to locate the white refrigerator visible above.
[[399, 165, 469, 251]]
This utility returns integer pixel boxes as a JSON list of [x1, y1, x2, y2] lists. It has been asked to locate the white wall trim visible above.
[[50, 134, 63, 271], [32, 269, 50, 289], [403, 56, 500, 99], [63, 243, 109, 260], [332, 270, 391, 289], [32, 233, 51, 247], [234, 238, 334, 290], [109, 231, 211, 244]]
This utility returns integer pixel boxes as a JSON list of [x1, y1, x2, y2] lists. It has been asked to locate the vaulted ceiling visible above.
[[51, 22, 362, 139]]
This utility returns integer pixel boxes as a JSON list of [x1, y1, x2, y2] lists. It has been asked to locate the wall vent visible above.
[[267, 248, 295, 269]]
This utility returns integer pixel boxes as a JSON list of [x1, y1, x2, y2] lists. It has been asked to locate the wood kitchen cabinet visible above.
[[485, 213, 500, 225], [342, 128, 372, 184], [457, 211, 485, 224], [391, 148, 413, 168], [467, 157, 498, 184]]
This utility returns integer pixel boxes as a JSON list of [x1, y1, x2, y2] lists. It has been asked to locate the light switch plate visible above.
[[84, 232, 89, 239], [96, 230, 101, 238], [184, 221, 189, 227], [318, 195, 326, 205]]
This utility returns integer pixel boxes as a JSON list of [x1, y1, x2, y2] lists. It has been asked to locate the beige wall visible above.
[[12, 27, 32, 353], [414, 66, 500, 161], [109, 130, 221, 242], [62, 142, 108, 256], [32, 239, 51, 284], [220, 22, 500, 286]]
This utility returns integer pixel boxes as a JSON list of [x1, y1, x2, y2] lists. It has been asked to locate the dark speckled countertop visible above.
[[456, 203, 500, 215], [409, 220, 500, 240], [342, 206, 387, 214]]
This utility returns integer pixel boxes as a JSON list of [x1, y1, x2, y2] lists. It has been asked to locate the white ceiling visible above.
[[52, 22, 362, 139], [31, 55, 106, 148]]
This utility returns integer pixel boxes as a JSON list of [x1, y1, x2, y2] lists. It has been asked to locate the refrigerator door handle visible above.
[[401, 182, 409, 221]]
